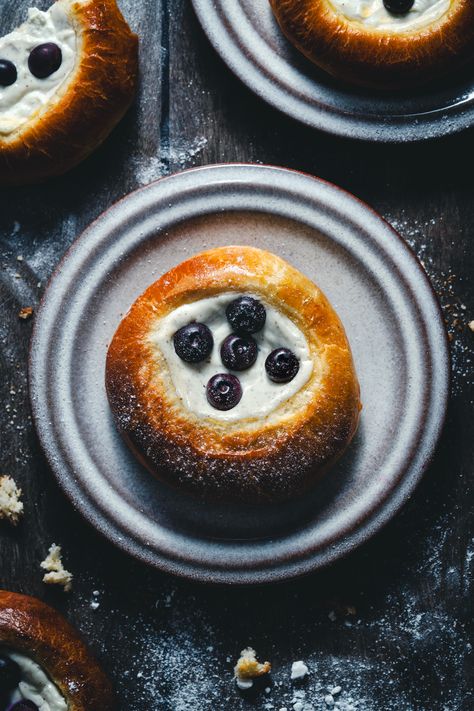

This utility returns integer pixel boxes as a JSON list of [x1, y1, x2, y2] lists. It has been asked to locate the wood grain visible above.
[[0, 1, 472, 709]]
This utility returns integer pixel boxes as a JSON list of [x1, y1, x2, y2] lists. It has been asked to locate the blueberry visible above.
[[173, 322, 213, 363], [220, 334, 257, 371], [265, 348, 300, 383], [7, 702, 39, 711], [206, 373, 242, 410], [28, 43, 62, 79], [0, 654, 21, 692], [383, 0, 414, 14], [226, 296, 266, 334], [0, 59, 17, 87]]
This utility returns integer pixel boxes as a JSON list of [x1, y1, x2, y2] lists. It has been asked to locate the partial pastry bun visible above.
[[106, 246, 361, 504], [269, 0, 474, 89], [0, 0, 138, 186], [0, 590, 115, 710]]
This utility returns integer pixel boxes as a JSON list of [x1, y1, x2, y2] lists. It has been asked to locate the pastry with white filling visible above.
[[0, 590, 115, 710], [0, 0, 138, 186], [269, 0, 474, 89], [106, 246, 361, 503]]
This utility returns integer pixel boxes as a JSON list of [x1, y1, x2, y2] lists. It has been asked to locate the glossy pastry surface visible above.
[[106, 246, 361, 503]]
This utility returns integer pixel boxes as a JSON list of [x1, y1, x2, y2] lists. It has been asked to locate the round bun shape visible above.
[[0, 590, 115, 710], [269, 0, 474, 89], [0, 0, 138, 187], [106, 246, 361, 504]]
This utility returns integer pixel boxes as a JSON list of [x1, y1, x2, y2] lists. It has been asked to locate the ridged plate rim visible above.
[[29, 164, 450, 584]]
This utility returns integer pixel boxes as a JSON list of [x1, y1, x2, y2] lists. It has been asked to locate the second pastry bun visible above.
[[0, 589, 115, 710], [0, 0, 138, 186]]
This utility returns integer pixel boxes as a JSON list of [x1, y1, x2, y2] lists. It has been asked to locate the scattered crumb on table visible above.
[[18, 306, 33, 320], [0, 475, 24, 525], [40, 543, 73, 592], [234, 647, 271, 689]]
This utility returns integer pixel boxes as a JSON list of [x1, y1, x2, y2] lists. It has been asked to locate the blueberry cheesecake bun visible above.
[[106, 246, 361, 504], [269, 0, 474, 89], [0, 590, 115, 711], [0, 0, 138, 186]]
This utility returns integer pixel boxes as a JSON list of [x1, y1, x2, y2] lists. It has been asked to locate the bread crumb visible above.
[[18, 307, 33, 320], [468, 320, 474, 332], [40, 544, 73, 592], [291, 660, 309, 680], [234, 647, 271, 689], [0, 475, 24, 525]]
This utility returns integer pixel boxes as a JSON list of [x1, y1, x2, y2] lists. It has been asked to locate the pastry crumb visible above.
[[18, 306, 33, 320], [40, 544, 73, 592], [0, 475, 24, 525], [291, 660, 309, 680], [234, 647, 271, 689]]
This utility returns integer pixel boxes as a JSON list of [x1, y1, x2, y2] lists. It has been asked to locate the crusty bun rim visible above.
[[0, 590, 115, 711], [106, 245, 361, 491], [269, 0, 474, 89]]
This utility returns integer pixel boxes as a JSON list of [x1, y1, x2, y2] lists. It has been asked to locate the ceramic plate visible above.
[[191, 0, 474, 142], [29, 165, 449, 584]]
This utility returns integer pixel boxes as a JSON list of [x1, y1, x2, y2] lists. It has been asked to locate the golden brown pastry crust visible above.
[[0, 0, 138, 187], [0, 590, 115, 710], [106, 246, 361, 503], [269, 0, 474, 89]]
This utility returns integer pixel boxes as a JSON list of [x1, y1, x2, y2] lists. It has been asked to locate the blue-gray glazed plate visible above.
[[29, 165, 449, 584]]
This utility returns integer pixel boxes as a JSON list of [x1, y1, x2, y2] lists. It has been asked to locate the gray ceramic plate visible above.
[[191, 0, 474, 142], [29, 165, 449, 584]]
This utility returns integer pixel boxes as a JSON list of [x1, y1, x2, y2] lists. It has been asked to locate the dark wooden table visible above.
[[1, 1, 473, 709]]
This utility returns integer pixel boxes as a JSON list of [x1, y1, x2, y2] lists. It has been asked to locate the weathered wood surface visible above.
[[0, 1, 472, 709]]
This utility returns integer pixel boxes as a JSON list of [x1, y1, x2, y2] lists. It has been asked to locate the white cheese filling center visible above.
[[0, 3, 77, 136], [151, 293, 314, 423], [6, 651, 67, 711], [328, 0, 451, 32]]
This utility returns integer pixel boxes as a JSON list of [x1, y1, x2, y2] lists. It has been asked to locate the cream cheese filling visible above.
[[6, 651, 67, 711], [328, 0, 451, 32], [151, 293, 314, 423], [0, 3, 77, 137]]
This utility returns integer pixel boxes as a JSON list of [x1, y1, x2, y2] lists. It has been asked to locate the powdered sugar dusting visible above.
[[69, 521, 472, 711], [388, 213, 473, 401], [134, 137, 208, 186]]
